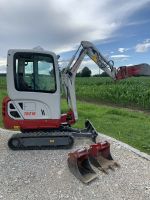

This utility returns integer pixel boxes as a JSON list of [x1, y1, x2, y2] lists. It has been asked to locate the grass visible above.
[[75, 77, 150, 110], [0, 76, 6, 89], [62, 100, 150, 154]]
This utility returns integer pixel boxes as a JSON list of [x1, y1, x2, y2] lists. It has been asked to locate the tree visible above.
[[76, 72, 81, 77], [81, 67, 91, 77], [93, 72, 109, 77]]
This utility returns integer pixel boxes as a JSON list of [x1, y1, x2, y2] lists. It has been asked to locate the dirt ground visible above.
[[0, 129, 150, 200]]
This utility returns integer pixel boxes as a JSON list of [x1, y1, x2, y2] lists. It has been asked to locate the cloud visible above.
[[0, 0, 149, 73], [0, 65, 6, 73], [0, 0, 149, 56], [135, 39, 150, 52], [125, 19, 150, 26], [0, 58, 6, 66], [118, 48, 129, 53], [126, 63, 134, 66], [111, 54, 130, 61]]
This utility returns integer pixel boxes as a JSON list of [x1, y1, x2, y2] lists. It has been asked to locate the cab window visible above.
[[14, 53, 56, 93]]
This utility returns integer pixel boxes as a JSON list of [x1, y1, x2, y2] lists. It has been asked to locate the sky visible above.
[[0, 0, 150, 74]]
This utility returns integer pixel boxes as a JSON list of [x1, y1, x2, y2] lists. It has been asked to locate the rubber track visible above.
[[8, 131, 74, 150]]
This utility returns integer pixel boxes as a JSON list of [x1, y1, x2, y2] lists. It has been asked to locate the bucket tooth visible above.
[[88, 141, 120, 173], [68, 148, 97, 184]]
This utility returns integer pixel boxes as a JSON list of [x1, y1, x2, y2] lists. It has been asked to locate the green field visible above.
[[0, 76, 150, 154], [75, 77, 150, 110], [0, 76, 6, 89], [74, 101, 150, 154]]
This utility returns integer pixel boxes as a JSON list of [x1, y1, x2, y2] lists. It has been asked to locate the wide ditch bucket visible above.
[[68, 148, 97, 184], [88, 141, 120, 174]]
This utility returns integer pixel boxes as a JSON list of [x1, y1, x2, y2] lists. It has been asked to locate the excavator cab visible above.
[[3, 49, 63, 130]]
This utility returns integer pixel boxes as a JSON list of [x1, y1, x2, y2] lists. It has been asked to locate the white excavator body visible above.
[[7, 49, 61, 121]]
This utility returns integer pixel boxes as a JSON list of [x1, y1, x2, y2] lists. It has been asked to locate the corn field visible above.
[[75, 77, 150, 110], [0, 76, 6, 89], [1, 75, 150, 110]]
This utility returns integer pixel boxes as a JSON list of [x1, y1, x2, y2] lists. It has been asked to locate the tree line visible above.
[[76, 66, 109, 77]]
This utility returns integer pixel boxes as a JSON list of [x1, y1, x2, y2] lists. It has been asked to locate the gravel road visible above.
[[0, 129, 150, 200]]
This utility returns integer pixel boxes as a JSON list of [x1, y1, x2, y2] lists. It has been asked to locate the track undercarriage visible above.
[[8, 120, 98, 150]]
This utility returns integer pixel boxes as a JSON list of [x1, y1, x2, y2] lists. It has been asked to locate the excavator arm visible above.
[[61, 41, 150, 121], [61, 41, 118, 121], [65, 41, 117, 79]]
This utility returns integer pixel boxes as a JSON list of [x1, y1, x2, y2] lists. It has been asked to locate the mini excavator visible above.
[[2, 41, 150, 183], [2, 41, 150, 150]]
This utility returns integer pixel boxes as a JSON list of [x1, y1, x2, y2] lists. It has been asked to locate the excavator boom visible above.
[[61, 41, 117, 121], [61, 41, 150, 122]]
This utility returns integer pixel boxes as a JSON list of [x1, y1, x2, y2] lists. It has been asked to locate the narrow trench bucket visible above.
[[88, 141, 120, 174], [68, 148, 97, 184]]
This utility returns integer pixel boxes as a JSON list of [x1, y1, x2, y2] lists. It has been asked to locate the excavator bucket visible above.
[[68, 148, 97, 183], [88, 141, 120, 174]]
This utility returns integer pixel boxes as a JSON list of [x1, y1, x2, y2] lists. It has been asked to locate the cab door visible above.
[[7, 49, 61, 121]]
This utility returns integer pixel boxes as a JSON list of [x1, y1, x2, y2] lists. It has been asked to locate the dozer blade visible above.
[[68, 148, 97, 184], [88, 141, 120, 174]]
